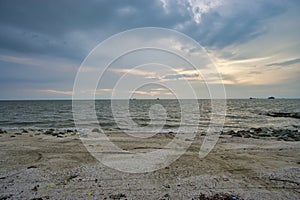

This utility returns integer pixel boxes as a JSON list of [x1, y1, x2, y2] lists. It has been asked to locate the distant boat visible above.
[[156, 98, 160, 100], [268, 96, 275, 99]]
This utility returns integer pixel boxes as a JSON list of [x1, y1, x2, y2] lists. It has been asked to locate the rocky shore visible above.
[[1, 126, 299, 141], [223, 127, 300, 141]]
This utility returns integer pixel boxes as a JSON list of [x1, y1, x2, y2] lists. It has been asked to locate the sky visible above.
[[0, 0, 299, 99]]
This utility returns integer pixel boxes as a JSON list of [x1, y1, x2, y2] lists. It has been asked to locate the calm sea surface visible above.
[[0, 99, 299, 132]]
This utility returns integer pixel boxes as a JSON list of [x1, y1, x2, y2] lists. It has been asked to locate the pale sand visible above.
[[0, 130, 299, 199]]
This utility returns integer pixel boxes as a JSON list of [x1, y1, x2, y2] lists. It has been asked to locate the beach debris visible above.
[[31, 185, 39, 192], [27, 165, 38, 169], [193, 192, 243, 200], [160, 193, 170, 200], [109, 193, 126, 200], [87, 191, 93, 196], [91, 128, 101, 133], [66, 172, 78, 181]]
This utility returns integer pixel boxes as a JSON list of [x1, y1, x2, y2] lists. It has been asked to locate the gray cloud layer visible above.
[[0, 0, 299, 99], [0, 0, 289, 59]]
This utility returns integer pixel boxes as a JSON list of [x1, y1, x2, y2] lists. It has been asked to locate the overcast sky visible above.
[[0, 0, 299, 99]]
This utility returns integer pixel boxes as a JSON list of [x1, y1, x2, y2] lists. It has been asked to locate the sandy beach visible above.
[[0, 129, 299, 199]]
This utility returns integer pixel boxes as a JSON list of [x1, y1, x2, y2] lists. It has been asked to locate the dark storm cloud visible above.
[[0, 0, 289, 60], [0, 0, 189, 60]]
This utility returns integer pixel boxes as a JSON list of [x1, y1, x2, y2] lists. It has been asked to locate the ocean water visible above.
[[0, 99, 299, 132]]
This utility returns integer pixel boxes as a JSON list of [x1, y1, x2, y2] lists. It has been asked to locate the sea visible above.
[[0, 99, 299, 133]]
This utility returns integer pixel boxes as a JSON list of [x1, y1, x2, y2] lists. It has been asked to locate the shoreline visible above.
[[0, 129, 299, 199]]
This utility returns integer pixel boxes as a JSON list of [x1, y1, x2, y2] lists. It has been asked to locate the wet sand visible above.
[[0, 130, 299, 199]]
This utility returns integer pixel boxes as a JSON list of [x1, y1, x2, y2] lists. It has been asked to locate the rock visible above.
[[51, 132, 59, 137], [160, 193, 170, 200], [233, 131, 243, 137], [70, 172, 78, 179], [0, 129, 6, 134], [249, 128, 255, 133], [109, 193, 126, 200], [257, 132, 272, 137], [254, 128, 262, 133], [22, 129, 28, 133], [44, 130, 53, 135], [285, 137, 295, 141], [56, 134, 64, 138], [227, 130, 236, 135], [278, 134, 289, 140], [243, 133, 252, 138], [66, 129, 73, 133], [31, 185, 39, 192], [294, 137, 300, 141], [91, 128, 101, 133]]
